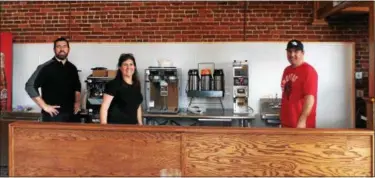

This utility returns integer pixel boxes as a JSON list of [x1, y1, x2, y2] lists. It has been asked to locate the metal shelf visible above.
[[86, 75, 115, 81], [186, 90, 225, 112], [186, 90, 224, 98]]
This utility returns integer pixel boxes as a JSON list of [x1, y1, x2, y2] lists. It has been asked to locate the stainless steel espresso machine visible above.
[[85, 75, 114, 123], [233, 60, 250, 114], [145, 67, 181, 113]]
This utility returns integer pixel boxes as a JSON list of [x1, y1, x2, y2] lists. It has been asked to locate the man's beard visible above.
[[55, 52, 68, 60]]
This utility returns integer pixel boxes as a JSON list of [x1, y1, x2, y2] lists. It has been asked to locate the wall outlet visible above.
[[355, 72, 363, 79]]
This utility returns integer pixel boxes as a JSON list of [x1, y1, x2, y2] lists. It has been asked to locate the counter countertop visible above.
[[9, 121, 374, 134], [143, 109, 255, 120], [2, 109, 256, 120]]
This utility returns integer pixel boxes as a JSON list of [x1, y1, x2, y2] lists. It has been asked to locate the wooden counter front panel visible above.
[[182, 133, 372, 176], [8, 122, 374, 177], [11, 127, 181, 176]]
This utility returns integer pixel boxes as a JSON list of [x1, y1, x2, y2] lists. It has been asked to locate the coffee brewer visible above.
[[187, 68, 224, 92], [233, 60, 250, 114], [145, 67, 181, 113]]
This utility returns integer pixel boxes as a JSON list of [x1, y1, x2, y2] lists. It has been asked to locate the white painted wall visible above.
[[12, 42, 354, 128]]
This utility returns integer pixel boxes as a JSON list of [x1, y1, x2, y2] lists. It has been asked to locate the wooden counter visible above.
[[8, 121, 374, 177], [0, 112, 40, 167]]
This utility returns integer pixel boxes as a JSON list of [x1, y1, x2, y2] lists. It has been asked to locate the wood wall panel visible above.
[[8, 122, 374, 177], [11, 127, 181, 176], [182, 133, 372, 176]]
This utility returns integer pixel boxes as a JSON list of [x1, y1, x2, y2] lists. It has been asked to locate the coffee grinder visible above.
[[233, 60, 250, 114]]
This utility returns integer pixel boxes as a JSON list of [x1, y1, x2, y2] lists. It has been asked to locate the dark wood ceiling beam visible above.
[[317, 1, 363, 19], [312, 2, 328, 25], [341, 7, 369, 14]]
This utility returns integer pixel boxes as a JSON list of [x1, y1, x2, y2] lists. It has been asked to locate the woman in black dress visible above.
[[99, 53, 143, 125]]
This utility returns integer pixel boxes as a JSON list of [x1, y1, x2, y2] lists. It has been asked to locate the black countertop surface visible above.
[[0, 110, 279, 128]]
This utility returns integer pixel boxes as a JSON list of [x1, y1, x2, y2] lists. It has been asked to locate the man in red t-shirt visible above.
[[280, 39, 318, 128]]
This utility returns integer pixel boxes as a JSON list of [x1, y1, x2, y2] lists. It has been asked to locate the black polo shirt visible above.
[[104, 78, 143, 124], [25, 57, 81, 114]]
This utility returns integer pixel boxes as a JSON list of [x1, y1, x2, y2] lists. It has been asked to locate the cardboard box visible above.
[[92, 70, 107, 77], [107, 70, 117, 78]]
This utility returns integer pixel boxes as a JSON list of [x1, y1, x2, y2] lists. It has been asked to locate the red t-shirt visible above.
[[280, 62, 318, 128]]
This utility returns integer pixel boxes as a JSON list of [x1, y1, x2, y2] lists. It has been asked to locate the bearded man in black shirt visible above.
[[25, 37, 81, 122]]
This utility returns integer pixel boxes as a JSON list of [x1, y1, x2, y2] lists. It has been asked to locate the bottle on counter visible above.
[[0, 53, 8, 111], [88, 109, 94, 123]]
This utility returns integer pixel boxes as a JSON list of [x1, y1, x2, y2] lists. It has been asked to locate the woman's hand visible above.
[[137, 105, 143, 125], [100, 94, 114, 125]]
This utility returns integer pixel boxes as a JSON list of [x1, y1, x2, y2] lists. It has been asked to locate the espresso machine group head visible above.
[[145, 67, 181, 114], [232, 60, 250, 114]]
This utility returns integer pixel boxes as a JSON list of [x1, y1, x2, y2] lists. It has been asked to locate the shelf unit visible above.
[[186, 90, 225, 111], [186, 62, 226, 111]]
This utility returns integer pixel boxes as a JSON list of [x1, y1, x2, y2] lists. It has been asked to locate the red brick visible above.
[[0, 1, 369, 74]]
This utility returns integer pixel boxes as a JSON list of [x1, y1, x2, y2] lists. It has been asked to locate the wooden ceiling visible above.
[[313, 1, 370, 25]]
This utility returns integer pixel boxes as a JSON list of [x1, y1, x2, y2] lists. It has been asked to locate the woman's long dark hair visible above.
[[115, 53, 141, 90]]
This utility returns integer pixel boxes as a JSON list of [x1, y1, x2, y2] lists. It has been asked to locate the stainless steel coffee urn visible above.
[[200, 70, 212, 91], [213, 69, 224, 91], [188, 69, 199, 91]]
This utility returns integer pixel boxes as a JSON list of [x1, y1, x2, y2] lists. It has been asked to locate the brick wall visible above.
[[0, 1, 370, 90]]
